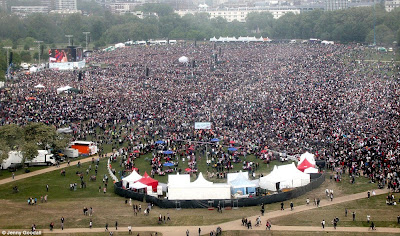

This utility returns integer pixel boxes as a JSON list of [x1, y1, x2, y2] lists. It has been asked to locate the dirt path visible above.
[[0, 156, 102, 186], [2, 188, 397, 235]]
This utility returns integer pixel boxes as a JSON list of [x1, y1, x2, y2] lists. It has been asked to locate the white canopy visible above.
[[167, 173, 190, 187], [178, 56, 189, 63], [227, 171, 249, 183], [299, 152, 316, 165], [115, 43, 125, 48], [57, 85, 73, 94], [259, 163, 310, 191], [130, 181, 148, 190], [167, 172, 231, 200], [210, 36, 217, 42], [34, 84, 45, 88], [122, 170, 142, 188], [304, 167, 319, 174], [29, 66, 37, 73], [192, 172, 213, 186]]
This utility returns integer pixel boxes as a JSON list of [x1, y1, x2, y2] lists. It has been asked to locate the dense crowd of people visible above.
[[0, 42, 399, 189]]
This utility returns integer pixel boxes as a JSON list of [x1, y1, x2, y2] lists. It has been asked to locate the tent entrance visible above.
[[175, 201, 181, 210]]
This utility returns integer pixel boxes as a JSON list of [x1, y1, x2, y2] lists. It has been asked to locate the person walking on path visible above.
[[128, 225, 132, 234], [60, 216, 64, 230], [333, 218, 337, 229], [290, 201, 294, 211], [12, 172, 14, 179], [368, 191, 371, 199], [115, 221, 118, 230], [186, 229, 189, 236], [321, 219, 325, 229], [198, 227, 201, 236], [370, 221, 376, 230], [281, 202, 284, 210], [105, 223, 108, 231]]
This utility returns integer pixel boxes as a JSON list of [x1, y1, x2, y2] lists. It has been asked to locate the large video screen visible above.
[[49, 47, 84, 63]]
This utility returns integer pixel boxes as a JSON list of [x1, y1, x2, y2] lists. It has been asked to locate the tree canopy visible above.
[[0, 123, 70, 164]]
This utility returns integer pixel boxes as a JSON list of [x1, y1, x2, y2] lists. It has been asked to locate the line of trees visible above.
[[0, 123, 70, 165], [0, 3, 399, 79]]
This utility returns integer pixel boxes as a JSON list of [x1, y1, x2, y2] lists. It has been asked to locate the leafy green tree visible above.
[[0, 124, 23, 150], [366, 24, 395, 45], [20, 51, 32, 62], [22, 142, 38, 162]]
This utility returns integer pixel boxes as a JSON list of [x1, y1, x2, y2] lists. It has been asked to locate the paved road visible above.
[[0, 156, 101, 186]]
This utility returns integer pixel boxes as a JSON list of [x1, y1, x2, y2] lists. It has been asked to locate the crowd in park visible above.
[[1, 43, 398, 189], [1, 42, 399, 232]]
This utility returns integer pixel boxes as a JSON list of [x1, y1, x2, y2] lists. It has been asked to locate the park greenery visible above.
[[0, 123, 70, 163]]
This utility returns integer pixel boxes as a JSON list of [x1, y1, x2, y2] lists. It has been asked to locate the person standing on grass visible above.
[[60, 216, 64, 230], [290, 201, 294, 211], [397, 215, 400, 224], [105, 223, 108, 231], [345, 208, 348, 217], [46, 184, 49, 192], [115, 221, 118, 230], [128, 225, 132, 234], [12, 172, 14, 179], [321, 219, 325, 228], [89, 219, 93, 229], [352, 212, 356, 221], [280, 202, 284, 210]]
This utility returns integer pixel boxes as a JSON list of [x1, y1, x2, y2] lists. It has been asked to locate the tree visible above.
[[20, 51, 32, 62], [365, 24, 395, 45]]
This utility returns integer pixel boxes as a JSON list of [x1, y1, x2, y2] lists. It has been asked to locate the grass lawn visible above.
[[0, 166, 48, 180], [271, 192, 400, 228]]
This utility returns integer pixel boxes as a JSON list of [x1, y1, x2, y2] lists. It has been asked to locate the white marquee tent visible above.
[[178, 56, 189, 63], [167, 172, 231, 200], [122, 170, 142, 188], [259, 163, 310, 191], [34, 84, 45, 88], [57, 85, 73, 94], [299, 152, 316, 165]]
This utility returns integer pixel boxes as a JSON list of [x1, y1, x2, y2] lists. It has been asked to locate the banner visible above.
[[195, 122, 212, 130]]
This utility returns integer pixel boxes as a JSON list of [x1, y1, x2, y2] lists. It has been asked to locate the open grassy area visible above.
[[272, 192, 400, 228], [0, 165, 48, 180]]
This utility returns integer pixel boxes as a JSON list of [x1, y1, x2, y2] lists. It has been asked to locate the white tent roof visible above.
[[210, 36, 217, 42], [299, 152, 316, 165], [168, 173, 191, 187], [304, 167, 319, 174], [115, 43, 125, 48], [57, 85, 73, 94], [122, 170, 142, 188], [192, 172, 213, 186], [178, 56, 189, 63], [34, 84, 45, 88], [230, 173, 256, 188], [130, 181, 148, 189], [259, 163, 310, 191], [227, 171, 249, 183]]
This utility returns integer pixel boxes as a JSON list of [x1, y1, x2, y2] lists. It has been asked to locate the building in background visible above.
[[385, 0, 400, 11], [176, 7, 300, 21], [11, 6, 49, 16], [325, 0, 348, 10], [56, 0, 77, 11]]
